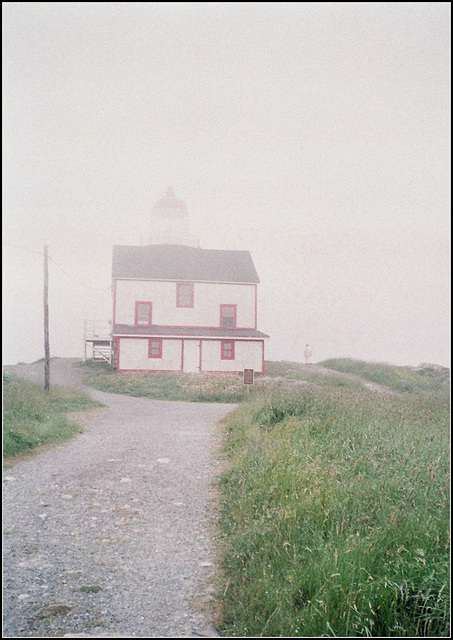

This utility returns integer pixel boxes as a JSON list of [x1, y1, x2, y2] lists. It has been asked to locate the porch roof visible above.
[[112, 325, 269, 339]]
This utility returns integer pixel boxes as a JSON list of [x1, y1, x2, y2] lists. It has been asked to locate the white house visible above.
[[79, 188, 268, 372], [111, 243, 269, 373]]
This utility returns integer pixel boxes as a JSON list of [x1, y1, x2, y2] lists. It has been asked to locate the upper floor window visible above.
[[220, 304, 237, 329], [177, 282, 194, 308], [135, 301, 152, 326]]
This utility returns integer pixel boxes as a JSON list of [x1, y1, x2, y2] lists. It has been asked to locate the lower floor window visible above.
[[221, 340, 235, 360], [148, 338, 163, 358]]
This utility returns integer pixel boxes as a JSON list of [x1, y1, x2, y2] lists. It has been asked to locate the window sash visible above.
[[221, 340, 235, 360], [136, 302, 152, 326], [177, 283, 194, 308], [148, 339, 162, 358], [221, 305, 236, 328]]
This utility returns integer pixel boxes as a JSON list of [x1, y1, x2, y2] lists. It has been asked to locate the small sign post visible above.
[[243, 368, 254, 395]]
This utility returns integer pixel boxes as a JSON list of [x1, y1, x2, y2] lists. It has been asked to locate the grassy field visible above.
[[320, 358, 450, 394], [65, 359, 451, 635], [82, 364, 277, 403], [81, 359, 373, 401], [84, 370, 250, 402], [3, 372, 103, 460], [215, 365, 450, 637], [264, 360, 367, 390], [83, 358, 450, 400], [4, 359, 450, 634]]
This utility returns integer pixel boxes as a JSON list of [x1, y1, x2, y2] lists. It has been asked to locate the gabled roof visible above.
[[112, 245, 260, 283]]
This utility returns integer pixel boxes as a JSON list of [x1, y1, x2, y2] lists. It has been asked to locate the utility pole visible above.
[[44, 245, 50, 391]]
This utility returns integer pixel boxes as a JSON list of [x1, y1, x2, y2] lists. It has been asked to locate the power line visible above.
[[3, 241, 111, 292], [47, 257, 111, 292], [3, 241, 45, 256]]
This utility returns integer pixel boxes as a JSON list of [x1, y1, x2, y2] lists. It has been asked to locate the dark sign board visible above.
[[243, 368, 254, 385]]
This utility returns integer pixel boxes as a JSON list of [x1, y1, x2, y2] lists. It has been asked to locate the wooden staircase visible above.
[[84, 321, 115, 364]]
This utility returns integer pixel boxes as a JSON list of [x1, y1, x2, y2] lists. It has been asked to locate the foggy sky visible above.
[[3, 2, 451, 367]]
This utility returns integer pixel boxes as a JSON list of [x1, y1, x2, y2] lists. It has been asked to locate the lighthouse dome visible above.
[[152, 187, 189, 220], [146, 187, 199, 247]]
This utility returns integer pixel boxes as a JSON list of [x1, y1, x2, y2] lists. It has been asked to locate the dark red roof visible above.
[[152, 187, 188, 216]]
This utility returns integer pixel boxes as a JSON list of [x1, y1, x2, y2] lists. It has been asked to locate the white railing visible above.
[[84, 321, 112, 342], [92, 343, 112, 364], [84, 321, 113, 364], [147, 233, 200, 248]]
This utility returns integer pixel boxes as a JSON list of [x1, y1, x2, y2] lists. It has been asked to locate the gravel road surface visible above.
[[3, 359, 236, 638]]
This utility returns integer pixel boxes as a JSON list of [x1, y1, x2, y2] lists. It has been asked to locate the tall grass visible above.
[[83, 359, 450, 400], [84, 371, 262, 403], [264, 360, 364, 389], [3, 373, 102, 459], [320, 358, 450, 394], [216, 384, 450, 636], [83, 362, 366, 402]]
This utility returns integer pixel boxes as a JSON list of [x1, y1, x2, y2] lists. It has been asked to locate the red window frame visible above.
[[220, 304, 237, 329], [135, 301, 152, 326], [176, 282, 194, 308], [148, 338, 163, 358], [221, 340, 235, 360]]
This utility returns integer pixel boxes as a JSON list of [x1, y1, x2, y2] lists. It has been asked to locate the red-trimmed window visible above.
[[135, 301, 152, 326], [177, 282, 194, 308], [220, 304, 237, 329], [148, 338, 163, 358], [221, 340, 235, 360]]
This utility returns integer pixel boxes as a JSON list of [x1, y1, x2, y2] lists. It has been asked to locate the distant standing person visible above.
[[304, 344, 313, 365]]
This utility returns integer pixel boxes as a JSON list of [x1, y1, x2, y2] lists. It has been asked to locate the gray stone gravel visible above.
[[3, 359, 236, 638]]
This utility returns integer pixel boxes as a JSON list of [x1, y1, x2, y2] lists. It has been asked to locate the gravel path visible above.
[[3, 359, 236, 638]]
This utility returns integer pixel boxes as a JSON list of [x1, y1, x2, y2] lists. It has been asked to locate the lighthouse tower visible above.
[[147, 187, 199, 247]]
